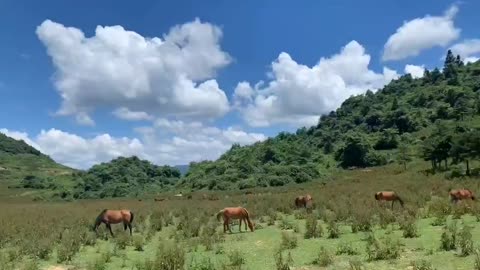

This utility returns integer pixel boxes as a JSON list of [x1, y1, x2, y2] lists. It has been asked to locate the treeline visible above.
[[180, 50, 480, 190], [71, 156, 181, 199]]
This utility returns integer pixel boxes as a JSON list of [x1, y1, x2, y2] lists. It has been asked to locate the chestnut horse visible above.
[[93, 209, 134, 237], [295, 194, 313, 208], [216, 207, 255, 233], [374, 191, 404, 209], [449, 188, 475, 203]]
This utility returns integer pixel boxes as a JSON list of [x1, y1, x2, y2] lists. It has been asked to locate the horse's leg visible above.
[[239, 218, 242, 232], [106, 223, 114, 237], [227, 217, 232, 233], [128, 223, 132, 236], [244, 218, 247, 231], [123, 222, 127, 231], [391, 200, 394, 210]]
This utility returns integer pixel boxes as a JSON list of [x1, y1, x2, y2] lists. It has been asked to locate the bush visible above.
[[304, 215, 322, 239], [327, 220, 340, 239], [279, 216, 295, 230], [189, 256, 216, 270], [114, 233, 131, 250], [457, 224, 474, 256], [399, 216, 419, 238], [365, 233, 402, 261], [410, 259, 436, 270], [280, 232, 298, 250], [151, 241, 186, 270], [312, 246, 333, 267], [348, 258, 365, 270], [226, 250, 246, 267], [440, 222, 457, 251], [274, 250, 293, 270], [56, 229, 82, 263], [133, 235, 145, 251], [351, 214, 372, 233], [336, 241, 359, 255]]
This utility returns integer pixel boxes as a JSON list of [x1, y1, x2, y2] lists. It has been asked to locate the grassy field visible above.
[[2, 161, 480, 270]]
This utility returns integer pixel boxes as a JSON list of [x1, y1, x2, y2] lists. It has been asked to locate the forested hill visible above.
[[0, 133, 44, 157], [179, 50, 480, 191], [72, 156, 182, 199]]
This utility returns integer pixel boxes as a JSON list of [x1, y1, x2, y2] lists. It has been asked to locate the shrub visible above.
[[410, 259, 436, 270], [336, 241, 359, 255], [189, 256, 217, 270], [280, 231, 298, 250], [312, 246, 333, 267], [431, 215, 446, 226], [351, 214, 372, 233], [304, 215, 322, 239], [23, 259, 40, 270], [274, 250, 293, 270], [133, 235, 145, 251], [474, 249, 480, 270], [399, 216, 419, 238], [56, 229, 82, 263], [365, 233, 402, 261], [440, 222, 457, 251], [151, 241, 186, 270], [227, 250, 246, 267], [279, 216, 295, 230], [327, 220, 340, 239], [114, 233, 131, 250], [348, 258, 365, 270], [457, 224, 474, 256]]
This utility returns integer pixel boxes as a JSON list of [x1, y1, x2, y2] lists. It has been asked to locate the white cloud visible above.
[[36, 18, 231, 125], [450, 39, 480, 63], [465, 56, 479, 64], [1, 122, 266, 169], [404, 64, 425, 78], [112, 107, 153, 121], [234, 40, 399, 127], [382, 5, 460, 61]]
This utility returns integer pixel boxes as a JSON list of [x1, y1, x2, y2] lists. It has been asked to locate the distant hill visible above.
[[175, 164, 190, 175], [179, 50, 480, 191], [0, 132, 76, 198], [71, 156, 182, 199]]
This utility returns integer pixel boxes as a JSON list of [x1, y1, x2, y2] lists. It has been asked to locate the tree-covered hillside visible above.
[[179, 51, 480, 191], [71, 156, 181, 199]]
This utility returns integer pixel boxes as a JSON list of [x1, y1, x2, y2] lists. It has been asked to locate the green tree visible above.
[[397, 135, 413, 171]]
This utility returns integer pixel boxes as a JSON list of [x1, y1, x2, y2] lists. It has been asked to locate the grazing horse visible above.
[[93, 209, 134, 237], [295, 194, 313, 209], [374, 191, 404, 210], [216, 207, 255, 233], [449, 188, 475, 203]]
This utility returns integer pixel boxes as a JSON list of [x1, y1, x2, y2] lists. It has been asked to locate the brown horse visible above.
[[295, 194, 313, 208], [216, 207, 255, 233], [449, 188, 475, 203], [374, 191, 404, 209], [93, 209, 134, 237]]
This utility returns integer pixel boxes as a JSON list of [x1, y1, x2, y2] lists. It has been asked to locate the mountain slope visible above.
[[0, 133, 76, 197], [179, 51, 480, 191]]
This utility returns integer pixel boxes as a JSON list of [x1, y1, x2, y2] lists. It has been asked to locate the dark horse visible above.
[[295, 194, 313, 208], [374, 191, 404, 210], [93, 209, 134, 237]]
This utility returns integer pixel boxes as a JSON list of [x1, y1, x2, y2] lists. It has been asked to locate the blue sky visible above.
[[1, 0, 480, 169]]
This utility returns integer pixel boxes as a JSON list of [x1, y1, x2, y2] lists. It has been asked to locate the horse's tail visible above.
[[129, 211, 134, 223], [216, 209, 224, 221]]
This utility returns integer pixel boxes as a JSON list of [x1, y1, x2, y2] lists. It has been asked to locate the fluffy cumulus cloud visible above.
[[36, 19, 231, 125], [0, 123, 266, 169], [450, 39, 480, 63], [404, 64, 425, 78], [233, 40, 399, 127], [382, 5, 460, 61]]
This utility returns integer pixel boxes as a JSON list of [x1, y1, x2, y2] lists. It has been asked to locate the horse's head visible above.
[[248, 221, 255, 232]]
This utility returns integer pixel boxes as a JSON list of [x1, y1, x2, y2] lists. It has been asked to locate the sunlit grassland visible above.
[[2, 161, 480, 269]]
